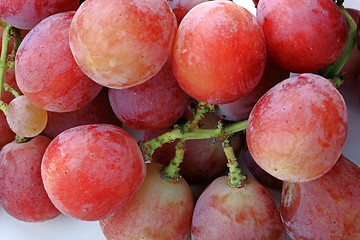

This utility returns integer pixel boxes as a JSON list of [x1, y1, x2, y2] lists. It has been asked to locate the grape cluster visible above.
[[0, 0, 359, 239]]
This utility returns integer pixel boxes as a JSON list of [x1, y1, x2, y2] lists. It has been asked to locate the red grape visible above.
[[69, 0, 177, 89], [0, 0, 80, 29], [257, 0, 348, 73], [246, 73, 348, 182], [281, 155, 360, 239], [15, 11, 102, 112], [100, 163, 194, 240], [0, 135, 61, 222], [172, 0, 266, 104], [192, 176, 286, 239], [42, 88, 122, 139], [41, 124, 146, 221], [217, 57, 290, 121], [108, 60, 191, 131]]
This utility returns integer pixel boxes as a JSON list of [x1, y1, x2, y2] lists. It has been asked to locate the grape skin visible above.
[[0, 0, 80, 29], [281, 155, 360, 239], [108, 60, 191, 131], [0, 135, 60, 222], [257, 0, 348, 73], [246, 73, 348, 182], [69, 0, 177, 89], [191, 176, 286, 239], [6, 95, 48, 138], [41, 124, 146, 221], [172, 0, 266, 104], [100, 163, 194, 240], [15, 11, 102, 113]]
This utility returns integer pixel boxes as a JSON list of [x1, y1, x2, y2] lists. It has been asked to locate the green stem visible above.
[[183, 101, 215, 132], [0, 100, 8, 115], [223, 139, 247, 188], [140, 120, 247, 161], [324, 5, 357, 81], [4, 83, 20, 97], [160, 140, 185, 182], [0, 23, 12, 100]]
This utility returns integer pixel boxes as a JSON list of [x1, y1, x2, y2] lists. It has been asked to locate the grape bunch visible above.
[[0, 0, 359, 239]]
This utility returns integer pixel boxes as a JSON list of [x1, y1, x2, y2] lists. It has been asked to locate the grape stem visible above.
[[324, 5, 357, 82], [160, 102, 216, 182], [223, 139, 247, 188], [4, 83, 20, 98], [0, 100, 8, 115], [0, 23, 12, 100], [140, 119, 248, 163]]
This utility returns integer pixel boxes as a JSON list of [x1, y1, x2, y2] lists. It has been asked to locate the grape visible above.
[[41, 124, 146, 221], [281, 155, 360, 239], [167, 0, 207, 24], [0, 135, 61, 222], [243, 146, 283, 191], [6, 95, 48, 138], [100, 163, 194, 240], [172, 0, 266, 104], [257, 0, 348, 73], [217, 57, 290, 121], [246, 73, 347, 182], [42, 88, 122, 139], [15, 11, 102, 113], [191, 176, 286, 239], [108, 60, 191, 131], [0, 0, 80, 29], [144, 113, 242, 185], [69, 0, 177, 89]]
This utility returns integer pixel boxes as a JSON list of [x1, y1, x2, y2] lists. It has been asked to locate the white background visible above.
[[1, 0, 359, 239]]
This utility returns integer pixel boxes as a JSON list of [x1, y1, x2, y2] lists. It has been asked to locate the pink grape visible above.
[[246, 73, 348, 182], [192, 176, 286, 239], [108, 60, 191, 131], [0, 135, 61, 222], [281, 155, 360, 239], [172, 0, 266, 104], [42, 88, 122, 139], [69, 0, 177, 89], [167, 0, 207, 24], [257, 0, 348, 73], [100, 163, 194, 240], [0, 0, 80, 29], [41, 124, 146, 221], [15, 11, 102, 113]]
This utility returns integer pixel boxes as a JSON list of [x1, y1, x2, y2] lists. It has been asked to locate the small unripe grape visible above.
[[6, 95, 48, 137]]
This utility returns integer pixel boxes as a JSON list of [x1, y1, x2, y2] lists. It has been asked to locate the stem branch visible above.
[[324, 5, 357, 82], [223, 139, 247, 188], [0, 23, 12, 100]]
